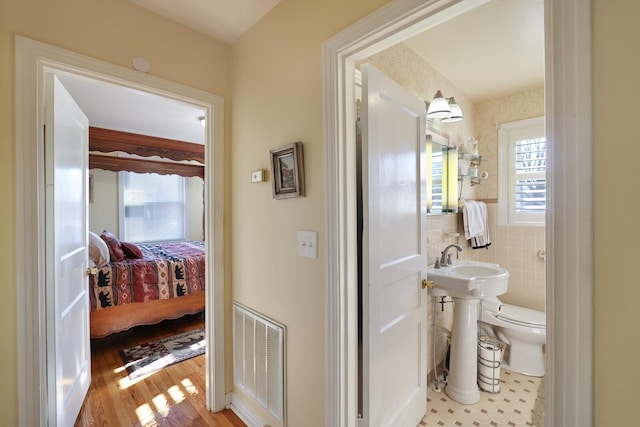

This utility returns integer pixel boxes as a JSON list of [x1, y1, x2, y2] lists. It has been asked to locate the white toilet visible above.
[[479, 296, 546, 377]]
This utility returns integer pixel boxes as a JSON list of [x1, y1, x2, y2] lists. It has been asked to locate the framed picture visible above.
[[270, 142, 305, 199]]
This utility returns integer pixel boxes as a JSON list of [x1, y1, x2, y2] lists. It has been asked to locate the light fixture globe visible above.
[[441, 97, 463, 122], [426, 90, 451, 119]]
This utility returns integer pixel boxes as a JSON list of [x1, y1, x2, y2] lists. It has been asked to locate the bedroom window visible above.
[[119, 172, 186, 242], [498, 116, 546, 226]]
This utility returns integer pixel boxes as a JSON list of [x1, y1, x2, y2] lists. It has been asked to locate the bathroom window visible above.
[[119, 171, 186, 242], [497, 116, 546, 226]]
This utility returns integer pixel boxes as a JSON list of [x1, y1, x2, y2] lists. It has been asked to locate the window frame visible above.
[[498, 116, 546, 226], [118, 171, 188, 243]]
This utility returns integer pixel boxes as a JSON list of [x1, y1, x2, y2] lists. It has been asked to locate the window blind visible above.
[[514, 138, 546, 213], [121, 172, 186, 242]]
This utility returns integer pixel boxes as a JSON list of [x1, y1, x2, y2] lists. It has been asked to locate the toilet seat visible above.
[[496, 304, 546, 329]]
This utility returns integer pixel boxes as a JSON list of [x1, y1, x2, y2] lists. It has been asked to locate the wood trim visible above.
[[89, 292, 206, 338], [89, 126, 204, 163], [89, 153, 204, 178]]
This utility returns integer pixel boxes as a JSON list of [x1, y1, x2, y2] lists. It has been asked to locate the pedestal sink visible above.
[[427, 260, 509, 404]]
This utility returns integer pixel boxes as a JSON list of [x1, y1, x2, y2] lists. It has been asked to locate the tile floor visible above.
[[420, 369, 544, 427]]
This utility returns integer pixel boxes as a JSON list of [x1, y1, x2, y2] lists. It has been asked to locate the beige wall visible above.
[[0, 0, 231, 424], [230, 0, 389, 424], [593, 0, 640, 425], [470, 88, 546, 311], [474, 87, 545, 201], [89, 170, 121, 235], [2, 0, 639, 425]]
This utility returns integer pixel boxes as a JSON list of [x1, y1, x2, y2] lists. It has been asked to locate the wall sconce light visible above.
[[426, 90, 451, 120], [426, 91, 463, 123], [441, 97, 463, 123]]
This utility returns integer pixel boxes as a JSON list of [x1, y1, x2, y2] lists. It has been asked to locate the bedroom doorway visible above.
[[15, 36, 227, 426]]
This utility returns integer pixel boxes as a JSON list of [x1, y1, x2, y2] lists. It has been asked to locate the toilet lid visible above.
[[496, 304, 546, 328]]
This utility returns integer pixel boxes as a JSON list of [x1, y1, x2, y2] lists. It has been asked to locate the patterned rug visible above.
[[119, 328, 205, 380]]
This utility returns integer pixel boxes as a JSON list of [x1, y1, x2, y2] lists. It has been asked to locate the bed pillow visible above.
[[88, 231, 110, 267], [100, 230, 125, 262], [121, 241, 143, 259]]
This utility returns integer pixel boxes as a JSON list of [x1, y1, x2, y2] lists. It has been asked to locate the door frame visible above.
[[322, 0, 593, 426], [15, 36, 226, 426]]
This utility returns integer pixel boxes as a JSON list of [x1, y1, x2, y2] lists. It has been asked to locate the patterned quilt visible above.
[[89, 241, 205, 311]]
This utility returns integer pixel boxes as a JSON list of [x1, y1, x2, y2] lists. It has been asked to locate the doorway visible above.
[[15, 36, 226, 426], [322, 0, 593, 426]]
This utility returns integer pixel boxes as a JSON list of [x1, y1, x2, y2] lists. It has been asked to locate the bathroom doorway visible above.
[[359, 1, 546, 423], [323, 0, 594, 425]]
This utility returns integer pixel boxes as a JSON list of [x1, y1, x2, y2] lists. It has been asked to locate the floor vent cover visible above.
[[233, 302, 286, 426]]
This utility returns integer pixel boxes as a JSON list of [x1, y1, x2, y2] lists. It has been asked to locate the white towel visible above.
[[463, 200, 491, 249], [463, 201, 483, 238]]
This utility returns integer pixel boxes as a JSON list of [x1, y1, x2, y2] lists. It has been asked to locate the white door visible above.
[[361, 64, 428, 426], [45, 74, 91, 427]]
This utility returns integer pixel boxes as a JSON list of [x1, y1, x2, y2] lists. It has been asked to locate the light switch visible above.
[[298, 230, 318, 259]]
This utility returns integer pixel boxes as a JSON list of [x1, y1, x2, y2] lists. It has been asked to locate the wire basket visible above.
[[478, 335, 505, 393]]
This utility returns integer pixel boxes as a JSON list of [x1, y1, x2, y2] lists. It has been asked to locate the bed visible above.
[[89, 240, 206, 338], [88, 127, 206, 338]]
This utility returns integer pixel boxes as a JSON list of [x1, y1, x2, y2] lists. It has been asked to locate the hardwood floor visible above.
[[75, 313, 245, 427]]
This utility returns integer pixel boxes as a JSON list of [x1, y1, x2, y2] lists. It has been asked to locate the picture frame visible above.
[[269, 142, 305, 199]]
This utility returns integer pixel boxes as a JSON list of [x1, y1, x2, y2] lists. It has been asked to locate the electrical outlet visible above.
[[298, 230, 318, 259]]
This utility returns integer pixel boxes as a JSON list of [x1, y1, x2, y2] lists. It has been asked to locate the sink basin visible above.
[[426, 260, 509, 299], [425, 260, 510, 404]]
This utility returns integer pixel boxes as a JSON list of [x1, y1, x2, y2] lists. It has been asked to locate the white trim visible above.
[[15, 36, 227, 426], [322, 0, 593, 426], [497, 116, 546, 226], [544, 0, 593, 425], [228, 393, 268, 427]]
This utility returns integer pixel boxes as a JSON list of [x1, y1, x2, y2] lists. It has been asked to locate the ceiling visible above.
[[58, 73, 207, 144], [59, 0, 543, 144], [128, 0, 281, 44], [404, 0, 544, 102]]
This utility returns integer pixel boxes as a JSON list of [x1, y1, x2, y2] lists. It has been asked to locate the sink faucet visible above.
[[440, 244, 462, 266]]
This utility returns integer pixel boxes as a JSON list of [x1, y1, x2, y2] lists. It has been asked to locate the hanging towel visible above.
[[463, 200, 483, 239], [463, 200, 491, 250]]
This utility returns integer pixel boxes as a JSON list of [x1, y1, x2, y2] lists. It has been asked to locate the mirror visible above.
[[426, 130, 458, 215]]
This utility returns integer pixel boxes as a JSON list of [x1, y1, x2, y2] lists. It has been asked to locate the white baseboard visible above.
[[227, 393, 268, 427]]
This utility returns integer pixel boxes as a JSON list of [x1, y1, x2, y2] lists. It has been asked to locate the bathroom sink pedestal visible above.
[[445, 298, 481, 405]]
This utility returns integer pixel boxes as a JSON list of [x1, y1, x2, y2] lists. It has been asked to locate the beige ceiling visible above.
[[129, 0, 281, 44], [62, 0, 543, 144], [129, 0, 543, 102], [404, 0, 544, 102]]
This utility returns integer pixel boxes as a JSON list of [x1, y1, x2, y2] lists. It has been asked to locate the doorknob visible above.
[[422, 279, 434, 289], [86, 267, 98, 276]]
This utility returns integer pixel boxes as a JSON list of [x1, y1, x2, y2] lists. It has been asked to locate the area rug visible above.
[[119, 328, 205, 380]]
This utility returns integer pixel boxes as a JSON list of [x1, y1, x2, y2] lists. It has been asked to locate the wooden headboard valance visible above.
[[89, 127, 204, 178]]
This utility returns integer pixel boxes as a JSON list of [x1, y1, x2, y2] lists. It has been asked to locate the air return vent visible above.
[[233, 302, 286, 426]]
